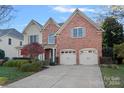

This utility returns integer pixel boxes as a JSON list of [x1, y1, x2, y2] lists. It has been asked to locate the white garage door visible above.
[[79, 48, 98, 65], [60, 49, 76, 65]]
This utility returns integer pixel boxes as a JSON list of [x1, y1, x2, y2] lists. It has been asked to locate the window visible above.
[[8, 38, 12, 45], [20, 41, 22, 46], [48, 33, 55, 44], [72, 27, 85, 38], [0, 39, 2, 42], [29, 35, 38, 43]]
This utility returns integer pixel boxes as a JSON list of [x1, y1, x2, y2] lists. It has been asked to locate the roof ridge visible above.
[[43, 17, 60, 29]]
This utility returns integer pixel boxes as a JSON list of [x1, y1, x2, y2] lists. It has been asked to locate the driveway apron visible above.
[[5, 65, 104, 88]]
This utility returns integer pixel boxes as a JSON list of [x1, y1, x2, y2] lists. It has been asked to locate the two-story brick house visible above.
[[23, 9, 103, 65]]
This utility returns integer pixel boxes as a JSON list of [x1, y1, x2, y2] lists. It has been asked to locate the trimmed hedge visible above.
[[3, 60, 29, 68], [42, 60, 50, 67], [20, 62, 43, 72], [13, 57, 31, 60]]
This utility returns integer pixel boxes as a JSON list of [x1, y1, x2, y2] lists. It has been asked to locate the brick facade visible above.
[[56, 13, 103, 64], [42, 18, 59, 45]]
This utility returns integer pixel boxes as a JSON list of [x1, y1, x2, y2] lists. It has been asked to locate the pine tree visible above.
[[102, 17, 123, 48]]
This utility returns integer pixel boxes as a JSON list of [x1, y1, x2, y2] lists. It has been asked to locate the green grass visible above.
[[101, 64, 124, 88], [0, 67, 33, 85]]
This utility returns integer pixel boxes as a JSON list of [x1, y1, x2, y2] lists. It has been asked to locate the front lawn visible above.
[[100, 64, 124, 88], [0, 67, 33, 85]]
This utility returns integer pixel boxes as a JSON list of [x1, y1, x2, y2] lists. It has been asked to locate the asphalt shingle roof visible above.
[[0, 28, 23, 40], [58, 23, 64, 26]]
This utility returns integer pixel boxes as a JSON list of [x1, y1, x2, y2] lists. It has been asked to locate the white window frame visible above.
[[29, 35, 39, 43], [71, 27, 86, 38], [48, 33, 55, 44]]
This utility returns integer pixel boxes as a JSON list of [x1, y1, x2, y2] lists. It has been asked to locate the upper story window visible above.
[[71, 27, 86, 38], [29, 35, 38, 44], [8, 38, 12, 45], [20, 41, 22, 46], [48, 33, 55, 44], [0, 39, 2, 42]]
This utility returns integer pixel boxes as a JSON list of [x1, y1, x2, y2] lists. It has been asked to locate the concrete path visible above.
[[5, 65, 104, 88]]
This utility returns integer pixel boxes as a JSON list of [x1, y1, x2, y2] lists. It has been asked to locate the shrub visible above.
[[0, 77, 8, 85], [114, 43, 124, 58], [0, 49, 5, 59], [113, 43, 124, 64], [100, 64, 109, 67], [20, 62, 43, 72], [3, 60, 29, 68], [102, 47, 113, 57], [4, 57, 9, 62], [101, 57, 113, 64], [13, 57, 31, 60], [20, 63, 32, 72], [42, 60, 50, 67]]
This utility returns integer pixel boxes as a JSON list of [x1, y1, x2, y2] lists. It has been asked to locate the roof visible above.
[[56, 8, 104, 35], [58, 23, 64, 26], [43, 17, 60, 29], [32, 20, 43, 27], [23, 19, 43, 34], [0, 28, 23, 40]]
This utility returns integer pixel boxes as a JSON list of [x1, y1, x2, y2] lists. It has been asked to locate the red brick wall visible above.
[[42, 21, 59, 45], [56, 13, 103, 64]]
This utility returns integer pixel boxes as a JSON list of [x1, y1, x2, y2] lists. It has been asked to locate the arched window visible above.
[[48, 33, 55, 44]]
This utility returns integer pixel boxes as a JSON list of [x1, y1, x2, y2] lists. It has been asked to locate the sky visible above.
[[0, 5, 104, 32]]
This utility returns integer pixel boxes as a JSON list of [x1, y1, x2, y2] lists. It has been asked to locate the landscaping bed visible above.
[[100, 64, 124, 88], [0, 59, 50, 86], [0, 67, 33, 85]]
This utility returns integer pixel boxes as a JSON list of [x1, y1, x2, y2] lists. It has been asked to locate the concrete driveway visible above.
[[5, 65, 104, 88]]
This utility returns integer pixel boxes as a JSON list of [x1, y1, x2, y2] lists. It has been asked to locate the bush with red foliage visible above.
[[21, 43, 45, 59]]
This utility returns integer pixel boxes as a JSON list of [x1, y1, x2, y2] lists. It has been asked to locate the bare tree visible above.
[[0, 5, 14, 24], [95, 6, 124, 25]]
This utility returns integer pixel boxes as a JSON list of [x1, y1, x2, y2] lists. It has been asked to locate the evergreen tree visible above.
[[102, 17, 123, 48]]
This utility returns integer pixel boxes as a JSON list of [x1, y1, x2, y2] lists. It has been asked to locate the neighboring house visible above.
[[0, 28, 23, 59], [23, 9, 103, 65]]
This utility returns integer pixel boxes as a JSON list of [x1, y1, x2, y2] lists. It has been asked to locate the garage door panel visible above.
[[60, 49, 76, 65], [79, 49, 98, 65]]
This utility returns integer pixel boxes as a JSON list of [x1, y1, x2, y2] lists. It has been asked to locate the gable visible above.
[[25, 23, 40, 34], [56, 9, 104, 35], [23, 20, 42, 34], [43, 18, 60, 30]]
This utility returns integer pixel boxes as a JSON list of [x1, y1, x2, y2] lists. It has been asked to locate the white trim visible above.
[[55, 9, 104, 36], [22, 19, 42, 34], [29, 35, 39, 43], [48, 33, 55, 44], [52, 48, 55, 62], [71, 27, 86, 38], [60, 49, 76, 53], [43, 17, 60, 30], [79, 48, 98, 54]]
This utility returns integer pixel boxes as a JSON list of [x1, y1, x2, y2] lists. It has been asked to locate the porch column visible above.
[[43, 53, 45, 61], [52, 48, 55, 62]]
